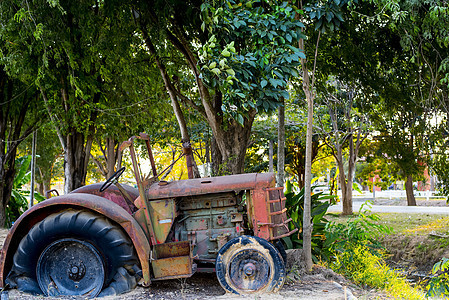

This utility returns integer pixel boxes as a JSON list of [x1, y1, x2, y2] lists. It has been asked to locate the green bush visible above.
[[6, 155, 45, 227], [324, 201, 391, 254], [283, 180, 336, 261], [325, 203, 426, 299], [426, 257, 449, 297], [330, 243, 425, 299]]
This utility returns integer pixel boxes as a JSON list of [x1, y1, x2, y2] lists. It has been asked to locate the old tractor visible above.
[[0, 134, 296, 297]]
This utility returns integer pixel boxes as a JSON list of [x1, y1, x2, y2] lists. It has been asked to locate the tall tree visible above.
[[315, 80, 370, 214], [297, 0, 354, 270], [3, 0, 163, 192], [135, 0, 304, 174], [0, 70, 43, 227]]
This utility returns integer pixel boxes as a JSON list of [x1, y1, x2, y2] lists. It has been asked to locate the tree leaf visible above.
[[237, 113, 244, 125]]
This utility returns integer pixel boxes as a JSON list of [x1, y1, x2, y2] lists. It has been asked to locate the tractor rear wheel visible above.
[[6, 209, 139, 297], [215, 235, 285, 295]]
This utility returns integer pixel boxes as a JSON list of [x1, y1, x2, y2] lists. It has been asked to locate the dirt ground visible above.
[[0, 227, 387, 300]]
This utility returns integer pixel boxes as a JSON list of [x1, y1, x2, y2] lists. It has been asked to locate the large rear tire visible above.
[[6, 209, 139, 297]]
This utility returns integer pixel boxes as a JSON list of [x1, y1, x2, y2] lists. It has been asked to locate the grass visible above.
[[330, 243, 426, 300], [327, 212, 449, 236], [323, 211, 431, 299]]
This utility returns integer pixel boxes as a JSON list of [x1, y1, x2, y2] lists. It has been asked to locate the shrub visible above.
[[426, 257, 449, 297], [324, 201, 391, 255], [283, 180, 336, 261], [331, 243, 425, 299], [7, 155, 45, 227]]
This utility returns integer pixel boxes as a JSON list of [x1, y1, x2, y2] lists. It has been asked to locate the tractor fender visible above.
[[0, 193, 151, 288], [71, 183, 139, 214]]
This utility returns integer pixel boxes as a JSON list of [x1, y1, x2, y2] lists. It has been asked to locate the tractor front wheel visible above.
[[215, 235, 285, 295], [6, 209, 139, 297]]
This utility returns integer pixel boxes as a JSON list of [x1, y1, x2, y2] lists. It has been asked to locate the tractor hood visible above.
[[146, 173, 276, 200]]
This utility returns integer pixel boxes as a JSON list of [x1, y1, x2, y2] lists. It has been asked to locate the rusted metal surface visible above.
[[151, 256, 193, 279], [0, 193, 151, 288], [172, 192, 244, 261], [148, 199, 177, 244], [138, 133, 158, 177], [153, 240, 190, 259], [151, 241, 193, 280], [266, 188, 297, 240], [146, 173, 276, 200], [71, 183, 139, 214], [246, 187, 296, 241], [121, 137, 158, 246], [45, 189, 59, 199], [249, 189, 271, 240], [132, 207, 150, 238]]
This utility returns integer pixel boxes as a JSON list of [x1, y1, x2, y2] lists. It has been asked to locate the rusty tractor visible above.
[[0, 134, 296, 297]]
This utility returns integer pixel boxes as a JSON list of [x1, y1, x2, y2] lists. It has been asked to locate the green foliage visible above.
[[428, 153, 449, 199], [324, 201, 392, 253], [356, 156, 401, 191], [330, 243, 425, 299], [426, 257, 449, 298], [283, 180, 336, 261], [304, 0, 355, 32], [7, 156, 45, 227], [200, 0, 305, 119]]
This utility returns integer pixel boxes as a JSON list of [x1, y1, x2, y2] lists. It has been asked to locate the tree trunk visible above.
[[106, 138, 117, 178], [37, 176, 51, 197], [299, 28, 317, 271], [210, 137, 222, 176], [302, 87, 314, 271], [336, 152, 353, 215], [405, 174, 417, 206], [211, 116, 256, 175], [0, 198, 5, 228], [0, 166, 15, 227], [64, 130, 92, 193], [342, 179, 353, 215], [277, 100, 285, 186], [0, 71, 36, 227], [140, 28, 200, 178]]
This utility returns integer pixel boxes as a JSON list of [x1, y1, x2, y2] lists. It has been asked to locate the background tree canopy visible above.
[[0, 0, 449, 228]]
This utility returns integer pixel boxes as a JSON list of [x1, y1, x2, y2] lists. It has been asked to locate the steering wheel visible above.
[[99, 167, 126, 192]]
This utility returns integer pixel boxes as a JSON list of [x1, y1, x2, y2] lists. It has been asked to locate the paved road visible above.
[[327, 200, 449, 214]]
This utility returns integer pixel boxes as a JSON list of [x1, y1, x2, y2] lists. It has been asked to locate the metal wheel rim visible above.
[[227, 249, 272, 292], [37, 238, 105, 297]]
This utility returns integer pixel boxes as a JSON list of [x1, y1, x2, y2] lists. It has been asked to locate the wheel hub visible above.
[[37, 238, 105, 297], [228, 249, 271, 292], [243, 263, 256, 277], [68, 263, 86, 281]]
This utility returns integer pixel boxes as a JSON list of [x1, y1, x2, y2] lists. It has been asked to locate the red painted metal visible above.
[[71, 183, 139, 214], [0, 194, 151, 288], [249, 189, 271, 240]]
